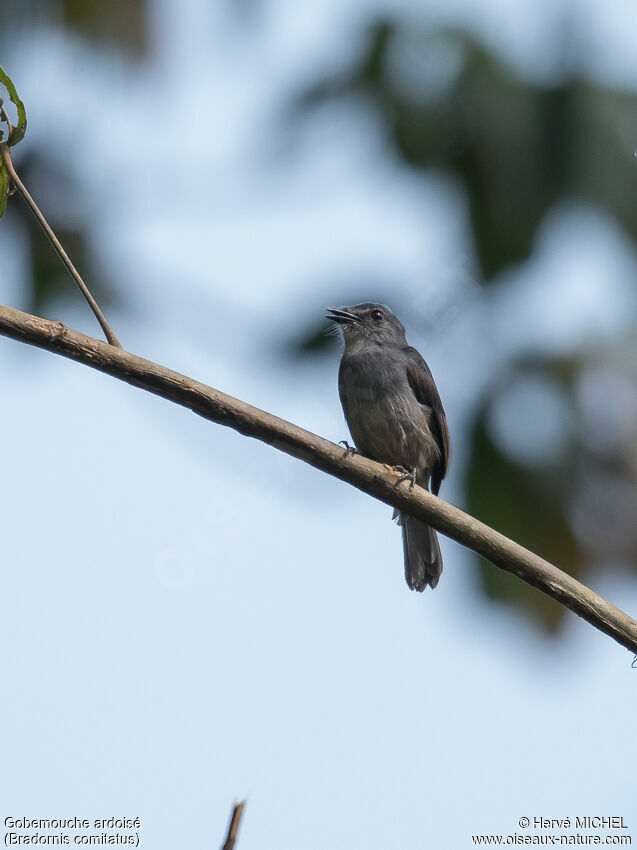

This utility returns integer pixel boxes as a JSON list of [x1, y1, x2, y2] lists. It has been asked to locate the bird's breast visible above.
[[338, 351, 438, 476]]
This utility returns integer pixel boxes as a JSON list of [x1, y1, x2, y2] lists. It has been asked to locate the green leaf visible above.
[[0, 64, 27, 145], [0, 164, 7, 218]]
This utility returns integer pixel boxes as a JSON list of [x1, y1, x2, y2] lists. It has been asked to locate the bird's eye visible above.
[[371, 309, 385, 322]]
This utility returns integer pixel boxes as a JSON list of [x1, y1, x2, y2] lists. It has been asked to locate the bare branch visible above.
[[0, 301, 636, 654], [220, 802, 246, 850], [0, 142, 121, 348]]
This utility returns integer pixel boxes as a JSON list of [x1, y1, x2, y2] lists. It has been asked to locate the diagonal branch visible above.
[[0, 301, 636, 654]]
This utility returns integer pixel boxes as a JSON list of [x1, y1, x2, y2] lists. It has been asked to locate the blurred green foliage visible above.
[[0, 0, 147, 316], [61, 0, 148, 53], [0, 0, 148, 54], [292, 17, 637, 632], [293, 20, 637, 279], [4, 151, 116, 316], [467, 358, 583, 632]]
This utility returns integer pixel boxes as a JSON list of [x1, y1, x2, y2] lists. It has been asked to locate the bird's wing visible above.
[[405, 347, 450, 495]]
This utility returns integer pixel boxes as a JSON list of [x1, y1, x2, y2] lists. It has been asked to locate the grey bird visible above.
[[326, 303, 450, 591]]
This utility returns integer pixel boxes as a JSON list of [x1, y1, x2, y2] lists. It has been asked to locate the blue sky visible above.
[[1, 1, 637, 847]]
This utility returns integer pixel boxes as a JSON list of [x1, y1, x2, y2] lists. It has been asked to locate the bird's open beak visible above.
[[325, 307, 360, 325]]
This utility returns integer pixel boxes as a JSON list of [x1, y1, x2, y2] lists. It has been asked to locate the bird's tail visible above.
[[394, 510, 442, 591]]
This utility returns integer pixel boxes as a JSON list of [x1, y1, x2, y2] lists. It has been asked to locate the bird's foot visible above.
[[393, 465, 417, 489], [339, 440, 358, 457]]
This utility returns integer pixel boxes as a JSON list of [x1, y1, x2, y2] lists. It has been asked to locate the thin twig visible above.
[[0, 140, 121, 348], [0, 302, 636, 654], [221, 801, 246, 850]]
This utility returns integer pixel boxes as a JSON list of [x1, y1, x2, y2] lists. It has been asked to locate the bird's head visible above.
[[325, 303, 407, 349]]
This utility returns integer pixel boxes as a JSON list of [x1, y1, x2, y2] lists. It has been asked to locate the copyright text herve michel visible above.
[[532, 819, 628, 831]]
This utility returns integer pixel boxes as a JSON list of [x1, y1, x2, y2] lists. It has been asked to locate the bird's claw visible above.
[[393, 465, 417, 489], [339, 440, 358, 457]]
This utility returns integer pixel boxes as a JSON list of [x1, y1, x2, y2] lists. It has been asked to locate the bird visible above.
[[326, 303, 450, 591]]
